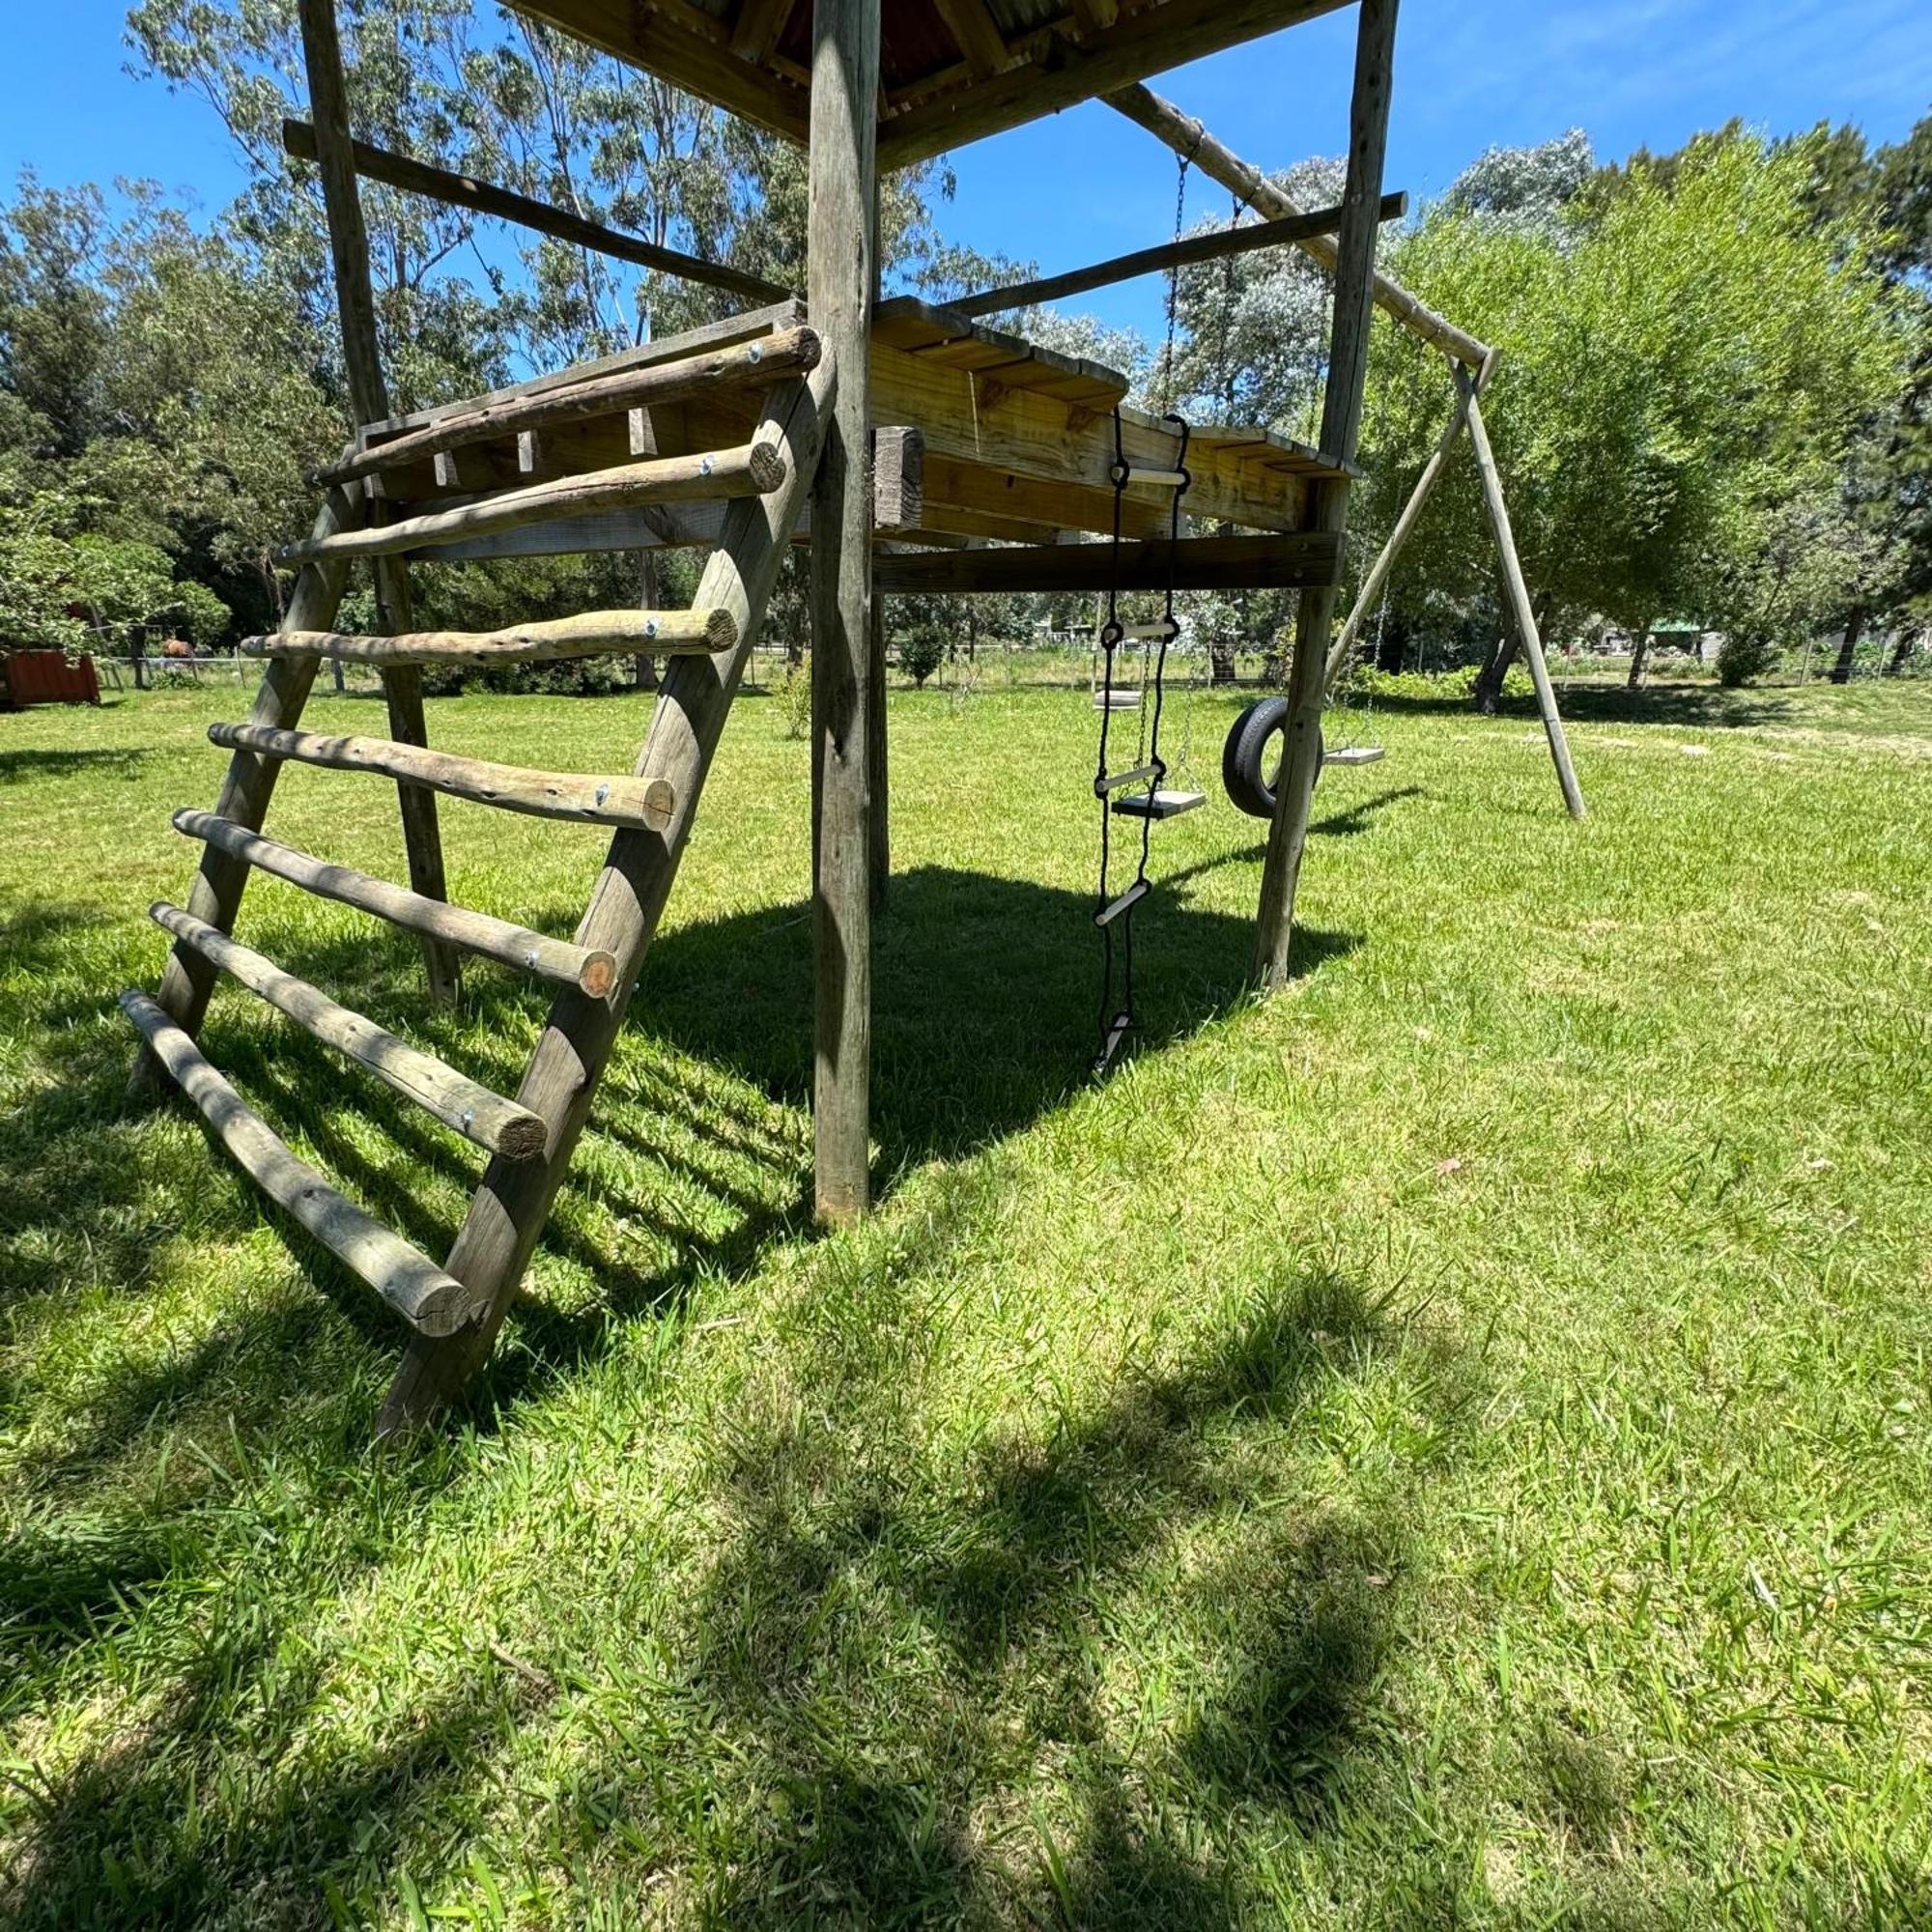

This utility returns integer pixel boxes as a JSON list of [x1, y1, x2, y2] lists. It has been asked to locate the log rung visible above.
[[242, 607, 735, 668], [173, 810, 617, 997], [1111, 465, 1188, 490], [209, 722, 676, 832], [1094, 879, 1151, 927], [1094, 688, 1143, 709], [276, 441, 787, 565], [1109, 620, 1179, 642], [117, 990, 478, 1335], [149, 902, 547, 1160]]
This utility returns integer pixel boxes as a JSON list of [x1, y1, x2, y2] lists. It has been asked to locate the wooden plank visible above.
[[1105, 81, 1489, 369], [128, 488, 356, 1101], [172, 811, 619, 997], [377, 359, 839, 1436], [1459, 359, 1586, 820], [869, 343, 1316, 531], [361, 302, 807, 437], [931, 0, 1009, 76], [148, 903, 545, 1160], [874, 531, 1341, 593], [871, 424, 923, 533], [809, 0, 879, 1231], [875, 0, 1347, 168], [730, 0, 794, 60], [282, 117, 791, 306], [297, 0, 457, 1005], [1255, 0, 1396, 990], [937, 192, 1405, 320], [277, 441, 787, 565], [314, 327, 820, 487], [119, 990, 478, 1335], [208, 723, 678, 832], [243, 607, 736, 667]]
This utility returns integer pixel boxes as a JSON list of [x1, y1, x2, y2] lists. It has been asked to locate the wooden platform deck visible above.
[[350, 301, 1350, 566]]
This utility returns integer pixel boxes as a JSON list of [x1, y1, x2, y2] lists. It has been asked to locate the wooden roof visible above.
[[510, 0, 1345, 167]]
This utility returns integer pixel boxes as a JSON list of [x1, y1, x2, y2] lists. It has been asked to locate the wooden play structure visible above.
[[124, 0, 1582, 1434]]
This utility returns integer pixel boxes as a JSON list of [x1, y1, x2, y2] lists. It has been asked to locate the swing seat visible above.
[[1112, 787, 1206, 819], [1322, 745, 1387, 767], [1094, 688, 1143, 710]]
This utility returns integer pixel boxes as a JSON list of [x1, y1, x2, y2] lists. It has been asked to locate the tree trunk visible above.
[[1208, 639, 1236, 685], [1885, 626, 1918, 675], [1827, 604, 1865, 685], [1626, 623, 1653, 690]]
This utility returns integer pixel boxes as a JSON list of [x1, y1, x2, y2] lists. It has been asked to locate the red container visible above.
[[3, 650, 101, 707]]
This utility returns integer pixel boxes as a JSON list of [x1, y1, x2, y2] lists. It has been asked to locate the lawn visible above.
[[2, 667, 1928, 1927]]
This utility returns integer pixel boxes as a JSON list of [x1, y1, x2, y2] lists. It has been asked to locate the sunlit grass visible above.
[[2, 668, 1929, 1926]]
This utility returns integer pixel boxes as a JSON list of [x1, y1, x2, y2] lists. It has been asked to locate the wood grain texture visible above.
[[242, 607, 736, 668], [278, 443, 788, 565], [120, 990, 479, 1335], [209, 723, 677, 831], [378, 358, 839, 1436], [148, 903, 545, 1159], [172, 811, 618, 997], [1255, 0, 1397, 989], [873, 531, 1340, 594]]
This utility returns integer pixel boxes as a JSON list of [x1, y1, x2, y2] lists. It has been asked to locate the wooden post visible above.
[[868, 588, 889, 908], [1254, 0, 1397, 988], [807, 0, 879, 1225], [1456, 360, 1586, 820], [298, 0, 459, 1001], [1322, 355, 1485, 692]]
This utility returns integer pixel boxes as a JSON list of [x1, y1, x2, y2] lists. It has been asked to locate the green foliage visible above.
[[898, 625, 947, 687]]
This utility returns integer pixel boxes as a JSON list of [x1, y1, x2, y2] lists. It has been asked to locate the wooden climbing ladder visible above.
[[125, 312, 836, 1435]]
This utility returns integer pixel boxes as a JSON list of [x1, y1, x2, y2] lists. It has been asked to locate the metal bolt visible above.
[[699, 454, 714, 477], [747, 342, 763, 363], [594, 782, 610, 807]]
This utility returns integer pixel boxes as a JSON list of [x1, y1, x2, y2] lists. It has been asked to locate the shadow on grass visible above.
[[675, 1258, 1469, 1925], [1369, 678, 1795, 730], [0, 746, 151, 784]]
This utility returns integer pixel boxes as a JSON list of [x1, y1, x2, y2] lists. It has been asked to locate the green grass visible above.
[[2, 668, 1929, 1928]]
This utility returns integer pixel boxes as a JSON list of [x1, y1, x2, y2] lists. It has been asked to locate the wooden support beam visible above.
[[1457, 359, 1587, 820], [148, 903, 546, 1160], [295, 0, 456, 1004], [874, 531, 1340, 594], [172, 811, 618, 997], [809, 0, 879, 1229], [276, 442, 787, 565], [931, 0, 1010, 77], [377, 358, 838, 1437], [128, 489, 356, 1101], [119, 990, 478, 1335], [1255, 0, 1397, 990], [282, 118, 791, 307], [934, 192, 1406, 321], [208, 723, 678, 832], [730, 0, 794, 62], [242, 607, 736, 668], [1323, 355, 1484, 691], [313, 327, 821, 487], [1105, 79, 1488, 369]]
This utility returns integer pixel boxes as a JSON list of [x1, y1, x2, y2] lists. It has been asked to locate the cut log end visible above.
[[699, 607, 739, 653], [578, 952, 619, 998], [746, 440, 788, 493], [641, 779, 676, 833], [496, 1114, 550, 1160]]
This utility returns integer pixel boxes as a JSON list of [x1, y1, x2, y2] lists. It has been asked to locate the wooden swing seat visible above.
[[1323, 745, 1387, 767]]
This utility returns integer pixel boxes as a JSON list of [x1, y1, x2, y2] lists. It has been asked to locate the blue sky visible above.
[[5, 0, 1927, 342]]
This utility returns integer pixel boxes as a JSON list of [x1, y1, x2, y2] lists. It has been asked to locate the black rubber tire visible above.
[[1222, 699, 1321, 819]]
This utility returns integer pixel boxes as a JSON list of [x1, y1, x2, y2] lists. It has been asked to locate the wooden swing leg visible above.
[[1323, 356, 1485, 693], [1457, 362, 1586, 820]]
